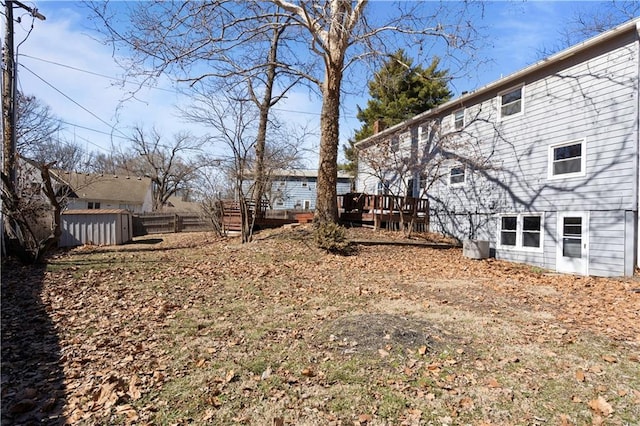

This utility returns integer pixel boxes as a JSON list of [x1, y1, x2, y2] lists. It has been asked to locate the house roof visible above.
[[62, 209, 131, 215], [52, 171, 152, 204], [356, 17, 640, 147], [162, 196, 202, 213]]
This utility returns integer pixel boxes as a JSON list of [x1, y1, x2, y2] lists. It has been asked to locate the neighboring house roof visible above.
[[162, 196, 202, 213], [356, 17, 640, 147], [52, 171, 153, 204], [269, 168, 352, 180], [62, 209, 131, 215]]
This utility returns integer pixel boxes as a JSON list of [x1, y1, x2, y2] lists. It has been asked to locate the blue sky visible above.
[[6, 1, 638, 166]]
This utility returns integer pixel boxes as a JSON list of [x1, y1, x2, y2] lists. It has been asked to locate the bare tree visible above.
[[15, 92, 61, 154], [2, 94, 74, 261], [269, 0, 481, 224], [183, 87, 259, 242], [88, 1, 305, 219], [121, 126, 204, 211], [87, 0, 482, 226], [538, 1, 639, 56], [1, 159, 62, 262]]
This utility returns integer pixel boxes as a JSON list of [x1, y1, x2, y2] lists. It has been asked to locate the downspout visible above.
[[633, 21, 640, 267]]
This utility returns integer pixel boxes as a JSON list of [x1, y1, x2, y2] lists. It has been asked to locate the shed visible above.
[[60, 209, 133, 247]]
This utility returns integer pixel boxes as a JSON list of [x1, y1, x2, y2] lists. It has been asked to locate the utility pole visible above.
[[2, 1, 45, 256], [2, 0, 16, 187], [2, 0, 45, 186]]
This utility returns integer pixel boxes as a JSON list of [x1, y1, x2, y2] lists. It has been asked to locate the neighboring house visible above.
[[162, 195, 202, 213], [356, 18, 640, 277], [52, 171, 154, 213], [245, 169, 352, 210]]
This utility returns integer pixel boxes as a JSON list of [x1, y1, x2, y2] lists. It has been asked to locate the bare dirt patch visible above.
[[322, 313, 444, 355]]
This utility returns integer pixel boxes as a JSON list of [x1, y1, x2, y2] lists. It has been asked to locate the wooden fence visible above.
[[132, 212, 212, 236]]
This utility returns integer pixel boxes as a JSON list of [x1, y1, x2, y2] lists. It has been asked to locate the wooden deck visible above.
[[338, 193, 429, 231], [220, 193, 430, 232]]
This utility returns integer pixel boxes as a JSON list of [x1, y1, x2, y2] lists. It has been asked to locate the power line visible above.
[[18, 53, 360, 120], [19, 62, 130, 140], [19, 53, 178, 94]]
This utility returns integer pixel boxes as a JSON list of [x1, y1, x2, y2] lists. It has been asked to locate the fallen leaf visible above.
[[487, 378, 501, 388], [115, 404, 139, 424], [128, 374, 141, 400], [358, 413, 373, 423], [602, 355, 617, 363], [459, 396, 474, 410], [575, 369, 585, 382], [301, 367, 315, 377], [588, 396, 614, 416], [418, 345, 427, 356]]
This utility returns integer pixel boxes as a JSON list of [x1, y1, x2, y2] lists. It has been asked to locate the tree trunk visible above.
[[315, 65, 342, 224], [252, 23, 285, 217]]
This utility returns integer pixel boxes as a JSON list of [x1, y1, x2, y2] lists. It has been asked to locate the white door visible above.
[[556, 212, 589, 275]]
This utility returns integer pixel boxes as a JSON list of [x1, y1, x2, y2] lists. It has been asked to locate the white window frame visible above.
[[453, 108, 465, 130], [497, 213, 544, 252], [548, 139, 586, 180], [449, 165, 466, 187], [498, 85, 524, 120]]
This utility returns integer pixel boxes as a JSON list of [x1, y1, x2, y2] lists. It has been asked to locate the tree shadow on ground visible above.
[[1, 259, 67, 425]]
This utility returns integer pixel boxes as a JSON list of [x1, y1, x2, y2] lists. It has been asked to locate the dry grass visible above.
[[2, 226, 639, 425]]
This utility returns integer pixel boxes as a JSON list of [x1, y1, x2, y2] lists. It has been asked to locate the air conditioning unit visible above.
[[463, 239, 490, 259]]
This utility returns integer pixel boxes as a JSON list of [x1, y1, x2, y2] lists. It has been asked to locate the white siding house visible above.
[[356, 18, 640, 277], [53, 172, 154, 213]]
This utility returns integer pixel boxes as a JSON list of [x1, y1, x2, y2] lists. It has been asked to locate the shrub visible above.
[[314, 222, 354, 255]]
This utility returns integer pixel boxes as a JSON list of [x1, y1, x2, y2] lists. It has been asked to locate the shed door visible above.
[[556, 212, 589, 275]]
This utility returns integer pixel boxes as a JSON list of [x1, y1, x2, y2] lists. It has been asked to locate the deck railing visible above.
[[339, 193, 429, 215]]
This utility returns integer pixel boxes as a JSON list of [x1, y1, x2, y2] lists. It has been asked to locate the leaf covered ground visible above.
[[2, 226, 639, 425]]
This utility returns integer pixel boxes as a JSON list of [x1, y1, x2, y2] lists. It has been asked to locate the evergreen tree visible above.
[[341, 50, 452, 176]]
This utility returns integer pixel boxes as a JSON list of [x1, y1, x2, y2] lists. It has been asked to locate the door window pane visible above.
[[563, 217, 582, 258], [563, 238, 582, 258], [563, 217, 582, 236]]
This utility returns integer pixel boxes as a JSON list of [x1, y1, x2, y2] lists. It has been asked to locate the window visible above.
[[499, 86, 523, 118], [500, 216, 517, 246], [449, 166, 465, 186], [549, 139, 585, 179], [498, 214, 543, 251], [88, 202, 100, 209], [522, 216, 542, 248], [453, 109, 465, 130]]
